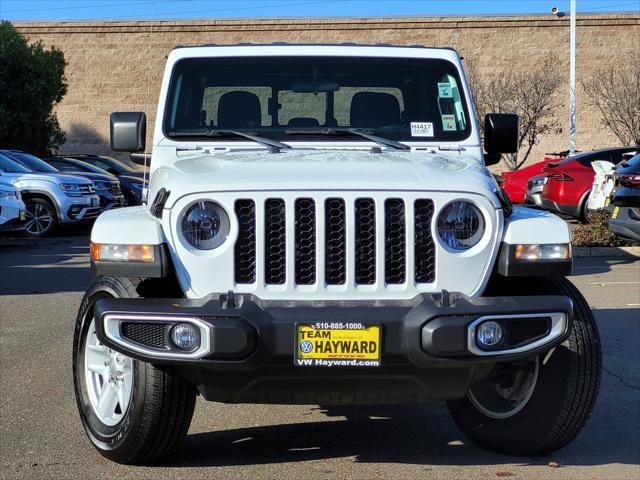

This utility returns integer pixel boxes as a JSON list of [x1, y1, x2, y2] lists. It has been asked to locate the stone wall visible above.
[[14, 14, 640, 167]]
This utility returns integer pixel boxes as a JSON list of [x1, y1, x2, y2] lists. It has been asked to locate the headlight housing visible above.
[[437, 201, 485, 251], [0, 190, 18, 200], [93, 181, 110, 191], [181, 201, 230, 250], [59, 183, 81, 197], [131, 182, 145, 190]]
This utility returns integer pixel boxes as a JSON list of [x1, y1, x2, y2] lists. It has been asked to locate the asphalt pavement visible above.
[[1, 231, 639, 479]]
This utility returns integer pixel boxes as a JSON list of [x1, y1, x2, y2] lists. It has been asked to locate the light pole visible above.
[[569, 0, 577, 157], [553, 2, 578, 156]]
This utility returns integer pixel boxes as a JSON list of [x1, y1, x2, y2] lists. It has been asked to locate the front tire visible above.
[[73, 276, 196, 464], [447, 276, 602, 455], [23, 197, 57, 237]]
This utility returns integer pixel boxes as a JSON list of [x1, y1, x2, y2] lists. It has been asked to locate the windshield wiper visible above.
[[285, 128, 410, 151], [167, 129, 292, 151]]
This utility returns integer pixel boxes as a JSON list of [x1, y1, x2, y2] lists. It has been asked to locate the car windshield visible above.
[[0, 153, 31, 173], [7, 152, 59, 173], [164, 56, 471, 143]]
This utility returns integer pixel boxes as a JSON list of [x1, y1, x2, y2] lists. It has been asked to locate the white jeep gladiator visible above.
[[73, 44, 601, 464]]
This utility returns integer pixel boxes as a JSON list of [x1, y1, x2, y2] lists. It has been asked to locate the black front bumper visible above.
[[94, 292, 573, 404]]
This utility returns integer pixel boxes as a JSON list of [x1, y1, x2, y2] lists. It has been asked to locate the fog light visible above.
[[170, 323, 200, 351], [476, 321, 503, 348]]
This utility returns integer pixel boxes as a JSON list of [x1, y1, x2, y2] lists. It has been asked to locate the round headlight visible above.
[[437, 201, 485, 251], [181, 201, 230, 250]]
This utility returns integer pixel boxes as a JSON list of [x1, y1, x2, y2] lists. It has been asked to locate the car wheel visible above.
[[23, 198, 57, 237], [447, 276, 602, 455], [73, 276, 196, 465]]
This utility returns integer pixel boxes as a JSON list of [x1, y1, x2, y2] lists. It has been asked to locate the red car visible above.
[[501, 157, 559, 203], [541, 147, 637, 220]]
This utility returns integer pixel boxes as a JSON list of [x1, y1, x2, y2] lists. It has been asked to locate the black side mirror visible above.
[[110, 112, 146, 152], [484, 113, 519, 155]]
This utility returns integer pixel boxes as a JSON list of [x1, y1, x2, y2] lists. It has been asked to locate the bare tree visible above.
[[581, 52, 640, 147], [465, 55, 563, 170]]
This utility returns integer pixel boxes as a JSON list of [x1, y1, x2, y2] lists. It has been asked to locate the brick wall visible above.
[[14, 14, 640, 167]]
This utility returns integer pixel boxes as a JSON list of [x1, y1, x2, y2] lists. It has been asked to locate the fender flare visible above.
[[20, 189, 63, 220]]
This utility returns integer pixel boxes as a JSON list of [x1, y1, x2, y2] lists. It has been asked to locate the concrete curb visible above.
[[573, 246, 640, 258]]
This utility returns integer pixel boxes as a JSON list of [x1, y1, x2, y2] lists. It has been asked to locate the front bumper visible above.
[[541, 198, 579, 217], [95, 292, 573, 404], [609, 207, 640, 241]]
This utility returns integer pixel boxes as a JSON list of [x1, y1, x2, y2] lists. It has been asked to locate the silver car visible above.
[[525, 174, 546, 207]]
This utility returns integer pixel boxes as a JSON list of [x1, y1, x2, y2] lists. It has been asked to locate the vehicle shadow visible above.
[[571, 256, 639, 276], [163, 392, 638, 469], [0, 232, 93, 295]]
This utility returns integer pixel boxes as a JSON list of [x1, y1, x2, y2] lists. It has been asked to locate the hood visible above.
[[2, 172, 93, 185], [151, 149, 499, 208], [118, 174, 145, 184], [62, 172, 117, 183]]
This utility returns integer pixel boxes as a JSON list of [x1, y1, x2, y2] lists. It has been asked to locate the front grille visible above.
[[109, 183, 122, 195], [234, 200, 256, 284], [384, 198, 406, 284], [121, 322, 169, 349], [325, 198, 346, 285], [79, 184, 94, 195], [354, 198, 377, 285], [414, 199, 436, 283], [264, 198, 286, 285], [295, 198, 316, 285], [234, 195, 436, 288]]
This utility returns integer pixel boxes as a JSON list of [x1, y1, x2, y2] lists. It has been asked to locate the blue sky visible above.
[[0, 0, 637, 21]]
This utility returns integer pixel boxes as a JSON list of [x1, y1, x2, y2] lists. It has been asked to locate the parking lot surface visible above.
[[1, 232, 639, 480]]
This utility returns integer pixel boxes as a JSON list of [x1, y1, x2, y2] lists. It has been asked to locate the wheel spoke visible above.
[[96, 383, 118, 419], [86, 345, 108, 373]]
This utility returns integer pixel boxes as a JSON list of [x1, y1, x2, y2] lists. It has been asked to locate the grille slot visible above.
[[414, 199, 436, 283], [325, 198, 347, 285], [121, 322, 169, 349], [354, 198, 376, 285], [385, 198, 406, 284], [295, 198, 316, 285], [264, 198, 286, 285], [234, 199, 256, 284]]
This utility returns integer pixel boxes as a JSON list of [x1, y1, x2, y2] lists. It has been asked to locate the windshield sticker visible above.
[[410, 122, 434, 137], [442, 115, 457, 131], [438, 82, 453, 98]]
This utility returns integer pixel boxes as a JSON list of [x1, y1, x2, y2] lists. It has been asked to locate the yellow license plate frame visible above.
[[295, 323, 381, 367]]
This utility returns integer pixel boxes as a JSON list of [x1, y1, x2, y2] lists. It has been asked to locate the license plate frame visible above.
[[295, 322, 381, 367]]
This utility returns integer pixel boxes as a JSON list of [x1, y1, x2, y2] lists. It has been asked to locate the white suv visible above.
[[0, 182, 25, 229], [73, 44, 601, 464]]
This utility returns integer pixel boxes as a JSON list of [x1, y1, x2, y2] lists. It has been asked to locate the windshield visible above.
[[7, 152, 59, 173], [164, 56, 471, 142], [0, 153, 30, 173]]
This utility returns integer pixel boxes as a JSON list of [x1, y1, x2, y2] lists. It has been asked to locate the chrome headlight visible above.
[[181, 201, 230, 250], [437, 201, 485, 251], [59, 183, 82, 197]]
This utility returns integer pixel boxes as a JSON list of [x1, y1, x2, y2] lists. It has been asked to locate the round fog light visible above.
[[170, 323, 200, 351], [476, 321, 503, 348]]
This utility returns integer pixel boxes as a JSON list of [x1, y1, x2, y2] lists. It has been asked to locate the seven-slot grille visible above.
[[234, 197, 435, 287]]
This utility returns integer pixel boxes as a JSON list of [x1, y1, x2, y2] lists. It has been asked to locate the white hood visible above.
[[151, 149, 500, 209]]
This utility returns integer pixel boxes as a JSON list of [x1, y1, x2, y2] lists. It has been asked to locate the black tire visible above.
[[23, 197, 58, 237], [447, 276, 602, 455], [73, 276, 196, 465]]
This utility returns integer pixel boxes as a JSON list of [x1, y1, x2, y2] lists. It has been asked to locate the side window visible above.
[[577, 153, 612, 168], [201, 87, 271, 127]]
